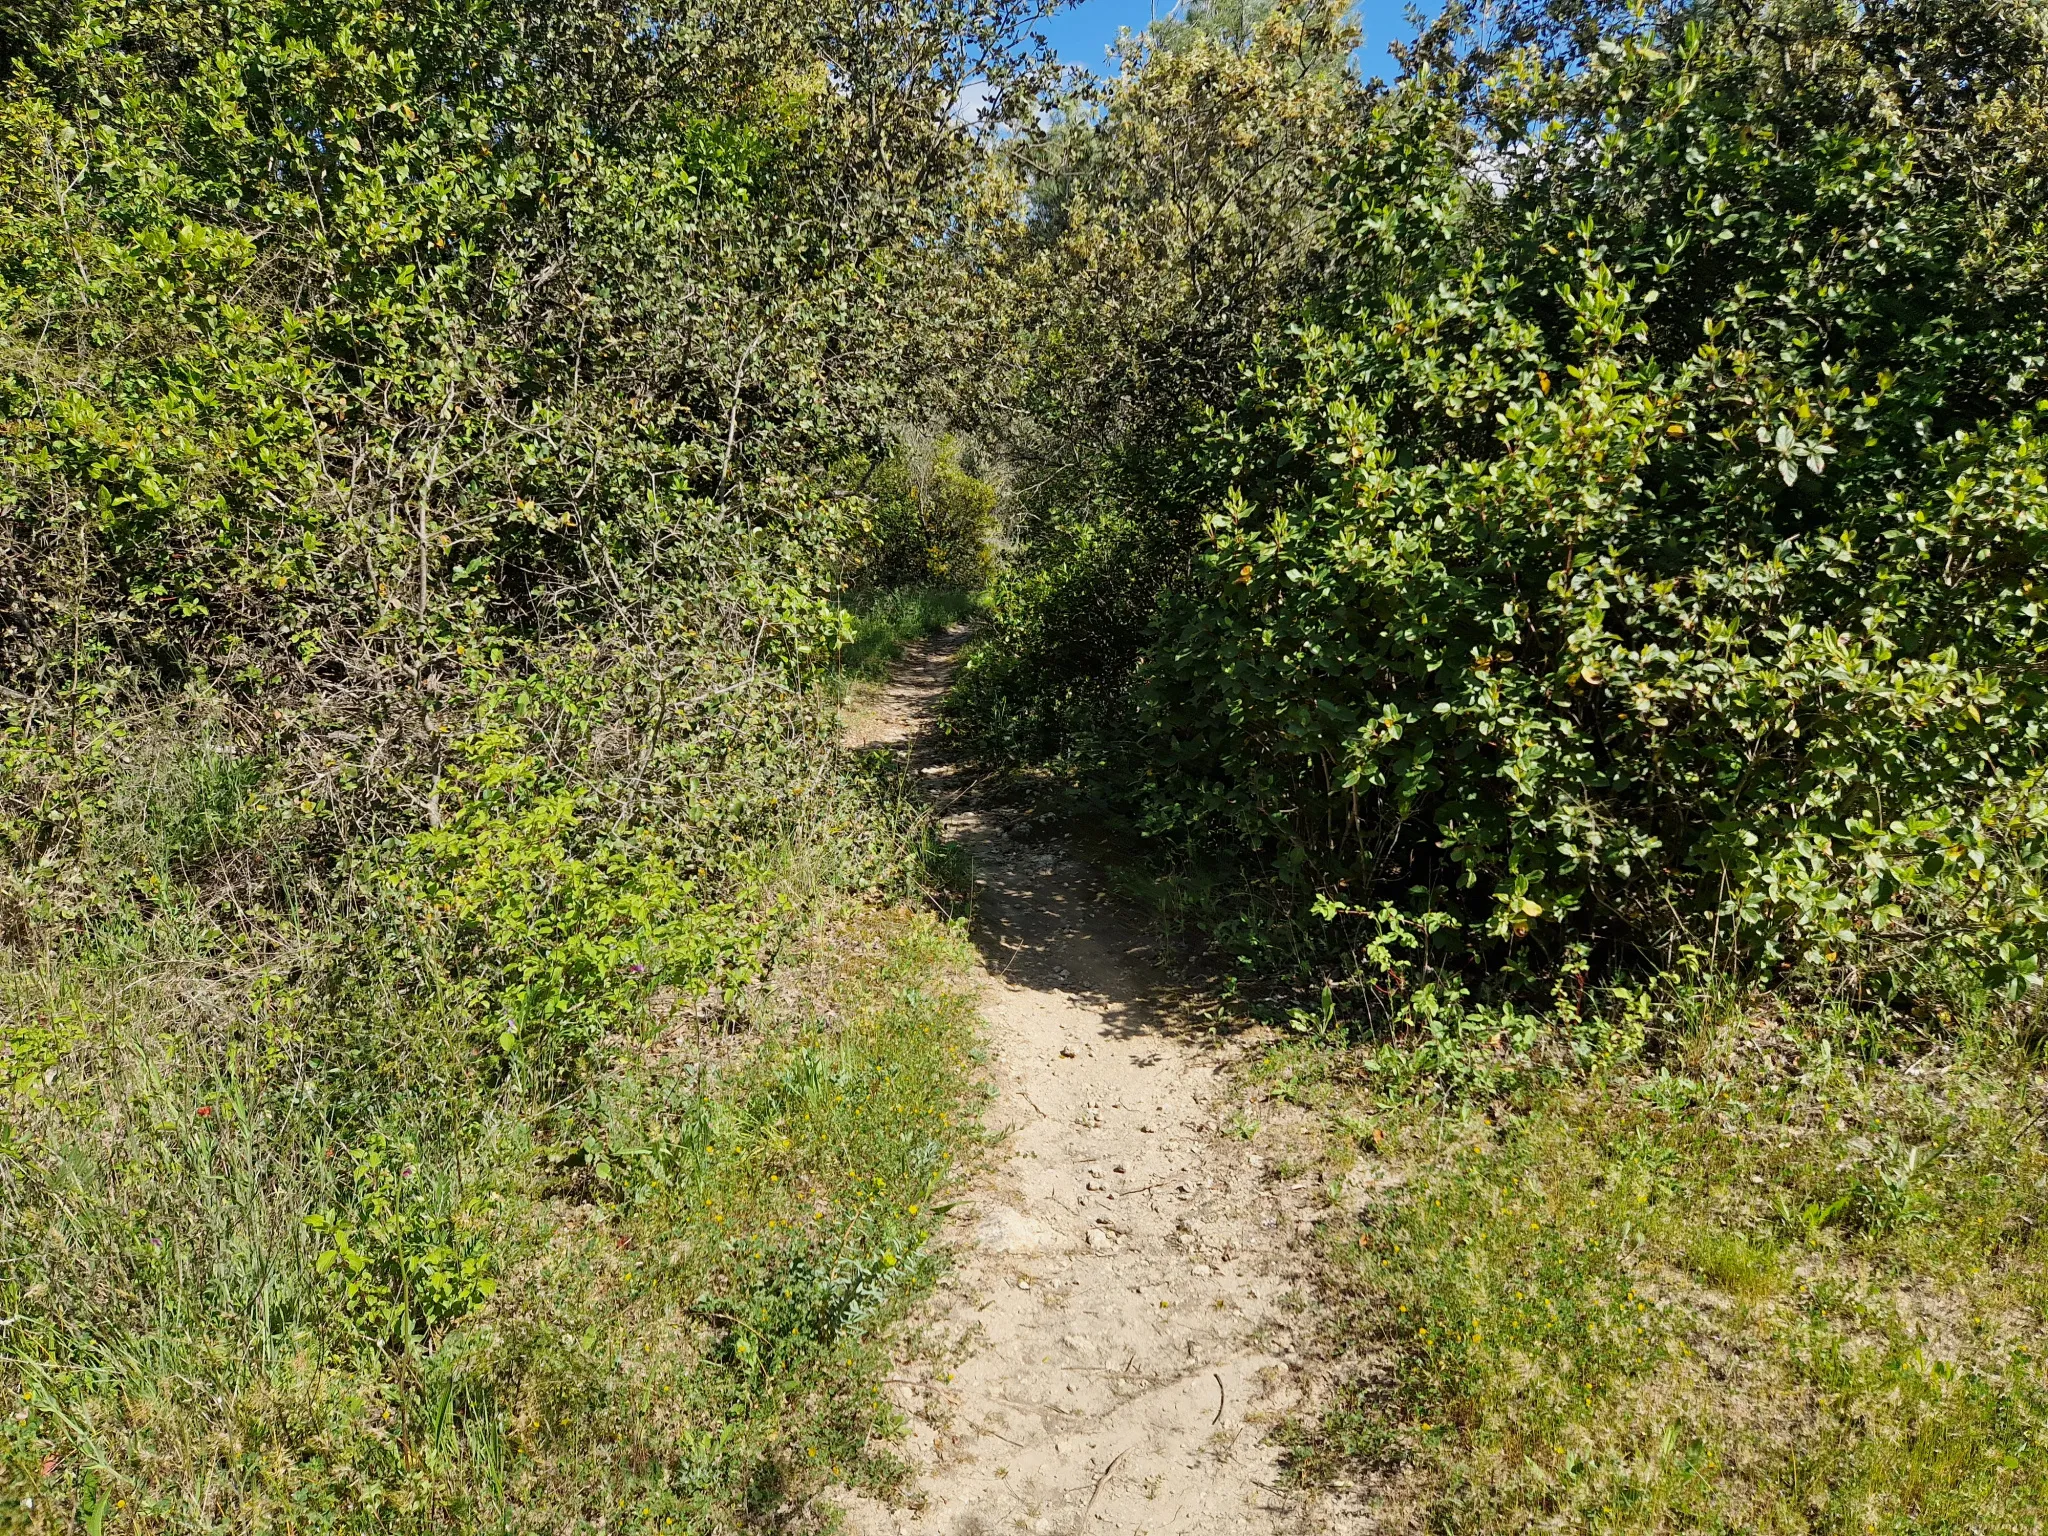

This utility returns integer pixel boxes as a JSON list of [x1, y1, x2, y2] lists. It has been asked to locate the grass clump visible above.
[[834, 587, 983, 686], [1294, 998, 2048, 1532], [1683, 1229, 1785, 1303], [0, 873, 983, 1531]]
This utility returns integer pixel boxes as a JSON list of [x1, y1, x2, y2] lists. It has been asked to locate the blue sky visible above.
[[1033, 0, 1433, 80]]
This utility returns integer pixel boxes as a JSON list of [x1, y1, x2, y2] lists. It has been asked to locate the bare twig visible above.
[[1085, 1445, 1132, 1515]]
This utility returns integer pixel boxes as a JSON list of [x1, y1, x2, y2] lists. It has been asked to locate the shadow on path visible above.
[[835, 625, 1361, 1536], [846, 624, 1219, 1048]]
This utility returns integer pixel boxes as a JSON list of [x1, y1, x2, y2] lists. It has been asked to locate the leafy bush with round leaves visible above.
[[1136, 9, 2048, 1006]]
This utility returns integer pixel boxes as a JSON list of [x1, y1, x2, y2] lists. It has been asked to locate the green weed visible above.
[[1299, 1000, 2048, 1532], [833, 586, 982, 685]]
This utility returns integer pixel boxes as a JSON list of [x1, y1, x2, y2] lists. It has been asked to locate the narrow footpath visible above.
[[840, 629, 1362, 1536]]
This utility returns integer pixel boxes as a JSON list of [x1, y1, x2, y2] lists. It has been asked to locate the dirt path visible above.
[[840, 630, 1353, 1536]]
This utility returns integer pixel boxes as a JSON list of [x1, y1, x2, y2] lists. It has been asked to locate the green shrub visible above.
[[306, 1134, 498, 1348], [1120, 3, 2048, 1008], [949, 496, 1167, 771], [840, 433, 999, 594], [950, 0, 1367, 775]]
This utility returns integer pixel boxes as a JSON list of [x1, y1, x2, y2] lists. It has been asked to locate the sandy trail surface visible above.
[[839, 629, 1354, 1536]]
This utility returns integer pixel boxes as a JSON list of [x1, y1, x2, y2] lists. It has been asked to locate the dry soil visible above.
[[838, 629, 1363, 1536]]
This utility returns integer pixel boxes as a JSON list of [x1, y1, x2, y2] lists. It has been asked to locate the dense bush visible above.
[[838, 430, 999, 593], [948, 0, 1368, 768], [973, 0, 2048, 1017], [0, 0, 1034, 693], [0, 0, 1036, 1523]]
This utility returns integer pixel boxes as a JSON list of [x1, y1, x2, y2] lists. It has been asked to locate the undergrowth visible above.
[[833, 587, 982, 687], [0, 824, 983, 1532], [0, 607, 988, 1532], [1276, 995, 2048, 1532]]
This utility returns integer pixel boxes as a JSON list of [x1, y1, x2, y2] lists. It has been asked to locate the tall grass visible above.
[[0, 672, 986, 1531], [832, 587, 981, 686]]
